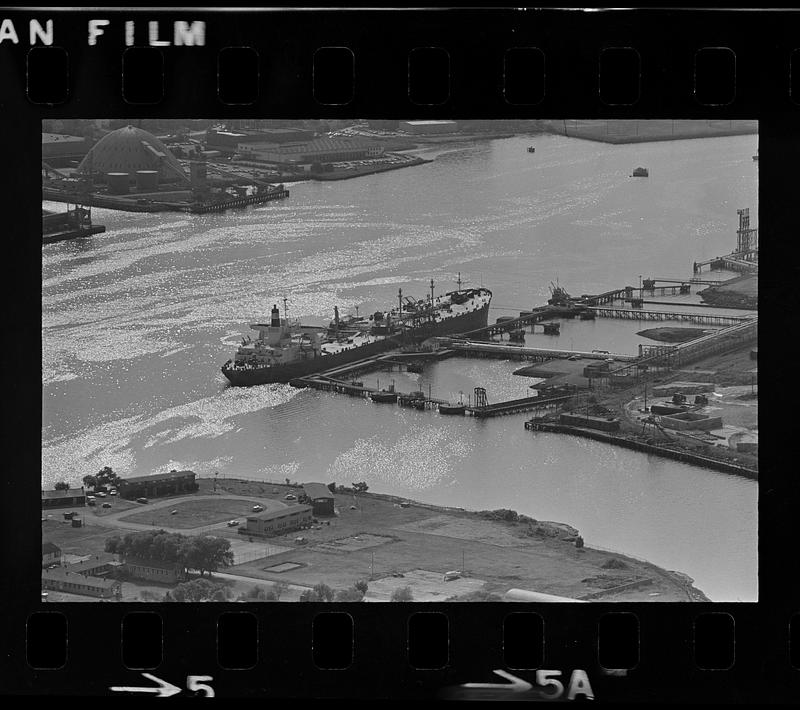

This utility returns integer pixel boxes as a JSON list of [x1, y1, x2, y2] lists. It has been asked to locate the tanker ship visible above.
[[222, 280, 492, 386]]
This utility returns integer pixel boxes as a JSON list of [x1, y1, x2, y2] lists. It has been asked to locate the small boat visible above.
[[438, 403, 466, 415], [752, 150, 758, 161], [410, 399, 427, 411], [527, 146, 536, 153], [631, 167, 649, 177]]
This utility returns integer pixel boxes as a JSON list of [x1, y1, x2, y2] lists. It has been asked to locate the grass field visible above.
[[119, 498, 266, 529]]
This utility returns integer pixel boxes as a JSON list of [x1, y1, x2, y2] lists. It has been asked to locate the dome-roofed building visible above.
[[78, 125, 188, 183]]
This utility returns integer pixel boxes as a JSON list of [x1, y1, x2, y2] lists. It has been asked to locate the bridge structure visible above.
[[466, 393, 575, 419]]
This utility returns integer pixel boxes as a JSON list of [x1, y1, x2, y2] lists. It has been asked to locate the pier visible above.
[[436, 339, 637, 363], [467, 393, 574, 419], [587, 306, 749, 326], [42, 205, 105, 244]]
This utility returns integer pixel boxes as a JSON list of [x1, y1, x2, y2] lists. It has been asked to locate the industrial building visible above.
[[117, 470, 197, 500], [240, 505, 313, 537], [399, 120, 459, 134], [76, 125, 187, 184], [41, 487, 86, 509], [236, 137, 384, 166], [302, 483, 336, 516]]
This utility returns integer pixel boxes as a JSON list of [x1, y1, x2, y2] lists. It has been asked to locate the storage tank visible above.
[[135, 170, 158, 191], [106, 172, 130, 194]]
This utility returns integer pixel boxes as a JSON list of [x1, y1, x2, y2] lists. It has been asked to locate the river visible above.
[[42, 131, 758, 601]]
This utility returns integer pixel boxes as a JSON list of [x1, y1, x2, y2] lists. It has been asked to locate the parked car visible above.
[[284, 494, 296, 500], [136, 497, 148, 504], [226, 520, 239, 527], [109, 489, 117, 496], [170, 509, 178, 515], [252, 505, 264, 512], [443, 570, 461, 582], [102, 502, 112, 509], [95, 492, 107, 498]]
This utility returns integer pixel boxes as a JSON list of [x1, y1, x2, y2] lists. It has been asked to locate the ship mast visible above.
[[429, 278, 435, 321], [457, 272, 462, 290], [282, 296, 288, 323]]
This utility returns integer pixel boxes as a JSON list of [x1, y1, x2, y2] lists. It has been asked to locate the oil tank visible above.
[[106, 172, 130, 194], [135, 170, 158, 191]]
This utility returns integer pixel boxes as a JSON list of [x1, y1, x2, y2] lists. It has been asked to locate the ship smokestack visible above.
[[271, 304, 280, 327], [334, 306, 340, 334]]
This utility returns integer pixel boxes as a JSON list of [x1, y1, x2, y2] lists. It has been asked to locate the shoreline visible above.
[[205, 476, 711, 602]]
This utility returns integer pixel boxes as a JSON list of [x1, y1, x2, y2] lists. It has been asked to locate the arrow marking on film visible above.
[[110, 672, 181, 697], [460, 669, 533, 692]]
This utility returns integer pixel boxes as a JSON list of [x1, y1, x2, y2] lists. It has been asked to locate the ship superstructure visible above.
[[222, 280, 492, 386]]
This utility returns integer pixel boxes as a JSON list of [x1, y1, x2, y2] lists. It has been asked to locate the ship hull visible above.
[[222, 301, 490, 386]]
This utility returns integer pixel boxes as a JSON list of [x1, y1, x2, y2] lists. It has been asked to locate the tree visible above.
[[272, 580, 289, 601], [299, 583, 334, 602], [168, 578, 229, 602], [96, 466, 121, 489], [179, 536, 234, 578], [54, 481, 70, 491], [335, 587, 364, 602], [82, 475, 97, 490], [352, 482, 369, 494], [327, 482, 337, 493], [390, 586, 414, 602], [354, 579, 369, 595]]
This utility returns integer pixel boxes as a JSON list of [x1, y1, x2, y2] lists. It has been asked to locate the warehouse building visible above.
[[42, 133, 89, 164], [302, 483, 336, 517], [236, 137, 384, 166], [41, 567, 121, 599], [398, 120, 459, 135], [124, 557, 186, 584], [240, 505, 313, 538], [41, 487, 86, 509], [117, 470, 197, 500], [42, 541, 62, 568]]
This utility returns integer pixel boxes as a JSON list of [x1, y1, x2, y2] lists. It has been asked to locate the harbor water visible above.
[[42, 132, 758, 601]]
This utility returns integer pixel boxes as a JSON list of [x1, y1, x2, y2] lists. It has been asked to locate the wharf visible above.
[[467, 393, 574, 419], [437, 339, 637, 363], [42, 224, 105, 244], [526, 422, 757, 479]]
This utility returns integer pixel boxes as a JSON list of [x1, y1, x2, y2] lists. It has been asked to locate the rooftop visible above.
[[303, 482, 334, 500], [119, 470, 195, 485], [248, 504, 313, 521], [42, 541, 61, 555], [42, 567, 119, 589]]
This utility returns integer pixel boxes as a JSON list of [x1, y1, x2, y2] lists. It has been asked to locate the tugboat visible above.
[[631, 167, 649, 177], [752, 150, 758, 161], [527, 146, 536, 153], [439, 392, 466, 415]]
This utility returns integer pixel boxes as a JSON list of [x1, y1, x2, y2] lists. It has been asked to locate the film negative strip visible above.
[[1, 5, 799, 702]]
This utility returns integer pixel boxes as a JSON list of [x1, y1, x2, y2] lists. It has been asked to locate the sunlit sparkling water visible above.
[[42, 132, 758, 600]]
